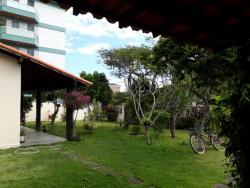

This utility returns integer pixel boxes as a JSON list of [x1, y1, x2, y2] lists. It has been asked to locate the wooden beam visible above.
[[36, 90, 41, 131]]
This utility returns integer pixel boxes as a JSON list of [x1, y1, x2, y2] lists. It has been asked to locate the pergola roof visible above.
[[43, 0, 250, 50], [0, 43, 92, 91]]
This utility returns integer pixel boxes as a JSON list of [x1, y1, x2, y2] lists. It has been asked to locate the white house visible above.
[[0, 43, 91, 149], [0, 0, 73, 123]]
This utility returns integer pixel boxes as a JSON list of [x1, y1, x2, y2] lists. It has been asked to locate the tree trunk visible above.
[[66, 107, 74, 141], [200, 103, 210, 129], [50, 104, 60, 125], [170, 113, 177, 138], [145, 126, 151, 145]]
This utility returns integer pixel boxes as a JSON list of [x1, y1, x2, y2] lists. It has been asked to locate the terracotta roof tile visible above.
[[0, 42, 92, 86]]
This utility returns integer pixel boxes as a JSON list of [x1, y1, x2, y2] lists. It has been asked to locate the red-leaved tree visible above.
[[63, 90, 90, 140]]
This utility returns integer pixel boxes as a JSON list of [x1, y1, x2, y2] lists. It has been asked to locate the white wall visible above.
[[0, 52, 21, 149], [6, 0, 37, 14], [35, 1, 66, 28], [19, 0, 27, 4], [36, 1, 66, 69], [37, 27, 65, 51], [6, 19, 27, 30], [117, 104, 125, 122], [37, 51, 65, 68], [26, 102, 88, 122]]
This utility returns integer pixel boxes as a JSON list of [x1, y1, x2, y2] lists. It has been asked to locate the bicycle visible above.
[[189, 127, 226, 154]]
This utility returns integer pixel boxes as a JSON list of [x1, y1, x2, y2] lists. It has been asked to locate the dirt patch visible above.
[[127, 176, 144, 185], [213, 183, 229, 188], [60, 149, 148, 186]]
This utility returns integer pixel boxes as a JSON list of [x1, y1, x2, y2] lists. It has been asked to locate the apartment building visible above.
[[0, 0, 66, 68]]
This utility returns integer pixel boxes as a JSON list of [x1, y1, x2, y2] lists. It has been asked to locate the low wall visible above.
[[26, 102, 88, 122]]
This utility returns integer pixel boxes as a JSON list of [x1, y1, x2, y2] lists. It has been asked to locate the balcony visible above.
[[0, 26, 38, 47], [0, 0, 39, 23]]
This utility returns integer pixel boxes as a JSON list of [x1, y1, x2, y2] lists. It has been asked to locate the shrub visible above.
[[123, 105, 139, 128], [75, 129, 84, 142], [129, 125, 141, 135], [151, 111, 169, 132], [176, 117, 193, 129], [84, 123, 94, 134], [104, 105, 118, 122], [83, 119, 94, 134]]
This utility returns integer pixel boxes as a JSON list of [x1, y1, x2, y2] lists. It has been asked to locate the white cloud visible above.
[[127, 41, 142, 46], [77, 43, 111, 55], [66, 8, 153, 39]]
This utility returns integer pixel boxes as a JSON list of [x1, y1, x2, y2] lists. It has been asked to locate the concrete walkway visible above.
[[21, 127, 65, 147]]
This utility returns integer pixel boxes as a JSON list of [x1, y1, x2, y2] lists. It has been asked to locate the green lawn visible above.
[[0, 121, 228, 188]]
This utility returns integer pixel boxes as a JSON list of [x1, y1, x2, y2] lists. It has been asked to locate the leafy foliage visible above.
[[21, 95, 34, 125], [104, 105, 118, 122], [129, 125, 141, 135], [63, 90, 90, 110], [42, 90, 64, 125], [80, 71, 112, 106], [111, 92, 130, 106], [151, 111, 169, 132]]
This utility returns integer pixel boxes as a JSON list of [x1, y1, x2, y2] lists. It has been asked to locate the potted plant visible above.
[[20, 128, 25, 143]]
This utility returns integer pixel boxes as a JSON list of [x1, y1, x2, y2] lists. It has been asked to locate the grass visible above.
[[0, 121, 228, 188]]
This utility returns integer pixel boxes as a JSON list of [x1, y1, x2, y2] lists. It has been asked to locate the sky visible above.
[[65, 8, 158, 91]]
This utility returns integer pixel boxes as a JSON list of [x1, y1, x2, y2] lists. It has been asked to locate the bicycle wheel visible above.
[[212, 135, 226, 151], [190, 135, 205, 154]]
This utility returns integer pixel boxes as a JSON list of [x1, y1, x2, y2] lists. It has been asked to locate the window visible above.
[[27, 0, 34, 6], [27, 23, 34, 31], [27, 49, 34, 56], [12, 20, 19, 28], [0, 18, 6, 26]]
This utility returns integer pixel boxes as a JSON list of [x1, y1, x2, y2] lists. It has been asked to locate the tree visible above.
[[63, 90, 90, 140], [21, 95, 33, 125], [153, 37, 236, 134], [153, 37, 247, 186], [42, 90, 64, 126], [220, 41, 250, 187], [80, 71, 112, 106], [168, 78, 193, 137], [99, 46, 175, 144], [111, 92, 130, 106]]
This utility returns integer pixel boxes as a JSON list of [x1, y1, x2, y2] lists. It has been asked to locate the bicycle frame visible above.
[[200, 134, 212, 145]]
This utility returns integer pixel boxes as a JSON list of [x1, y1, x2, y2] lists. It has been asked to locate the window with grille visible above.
[[27, 49, 34, 56], [27, 0, 34, 6], [27, 23, 34, 31], [12, 20, 19, 28]]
